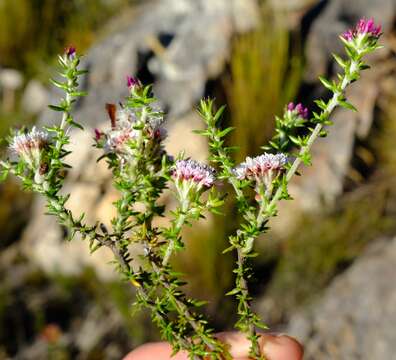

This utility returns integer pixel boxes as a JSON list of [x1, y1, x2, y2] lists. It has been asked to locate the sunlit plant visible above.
[[0, 19, 382, 359]]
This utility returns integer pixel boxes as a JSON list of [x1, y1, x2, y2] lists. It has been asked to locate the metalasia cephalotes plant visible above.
[[0, 19, 383, 360]]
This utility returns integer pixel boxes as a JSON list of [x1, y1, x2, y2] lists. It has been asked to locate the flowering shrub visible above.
[[0, 19, 382, 359]]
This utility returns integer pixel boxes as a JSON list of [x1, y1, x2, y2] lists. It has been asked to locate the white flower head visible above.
[[173, 159, 216, 191], [234, 153, 287, 180], [233, 153, 288, 193], [101, 104, 167, 157], [9, 127, 51, 169]]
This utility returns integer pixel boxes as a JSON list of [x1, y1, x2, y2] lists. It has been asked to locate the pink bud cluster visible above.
[[233, 153, 287, 190], [342, 18, 382, 42], [127, 76, 141, 89], [173, 159, 216, 189], [287, 102, 309, 119]]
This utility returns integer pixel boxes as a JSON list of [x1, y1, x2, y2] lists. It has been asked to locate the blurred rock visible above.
[[41, 0, 259, 128], [287, 237, 396, 359], [21, 80, 49, 115], [305, 0, 394, 82], [269, 0, 319, 12], [0, 68, 23, 90], [0, 68, 23, 112]]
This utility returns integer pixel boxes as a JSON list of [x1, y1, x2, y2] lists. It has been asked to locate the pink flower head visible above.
[[233, 153, 288, 188], [65, 46, 76, 59], [127, 76, 141, 89], [173, 159, 216, 189], [287, 102, 309, 119], [342, 18, 382, 42]]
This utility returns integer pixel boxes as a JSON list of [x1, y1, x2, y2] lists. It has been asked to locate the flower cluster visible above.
[[234, 153, 287, 193], [10, 127, 51, 170], [287, 102, 309, 119], [342, 19, 382, 43], [173, 159, 216, 188], [95, 79, 167, 166], [97, 106, 139, 155], [172, 159, 216, 203]]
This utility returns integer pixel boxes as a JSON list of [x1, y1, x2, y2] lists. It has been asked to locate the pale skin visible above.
[[124, 332, 303, 360]]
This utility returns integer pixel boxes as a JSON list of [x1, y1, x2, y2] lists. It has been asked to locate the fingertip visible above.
[[122, 342, 188, 360], [261, 334, 304, 360]]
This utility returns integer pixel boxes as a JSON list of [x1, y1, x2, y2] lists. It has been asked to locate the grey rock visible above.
[[41, 0, 259, 128], [21, 79, 49, 115], [287, 237, 396, 360], [305, 0, 394, 82], [0, 68, 23, 90]]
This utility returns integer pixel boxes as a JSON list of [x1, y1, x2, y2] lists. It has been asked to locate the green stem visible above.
[[162, 209, 187, 266]]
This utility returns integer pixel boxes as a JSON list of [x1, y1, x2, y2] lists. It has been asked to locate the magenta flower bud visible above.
[[94, 128, 103, 141], [295, 103, 309, 119], [287, 102, 295, 111], [342, 18, 382, 42], [287, 102, 308, 119], [65, 46, 76, 59], [357, 18, 382, 38], [127, 76, 141, 89]]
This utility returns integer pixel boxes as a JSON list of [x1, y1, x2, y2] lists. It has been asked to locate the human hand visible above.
[[123, 332, 303, 360]]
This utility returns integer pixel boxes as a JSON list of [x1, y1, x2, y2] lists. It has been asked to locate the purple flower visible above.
[[65, 46, 76, 59], [127, 76, 141, 89], [287, 102, 309, 119], [342, 18, 382, 42], [173, 159, 216, 189]]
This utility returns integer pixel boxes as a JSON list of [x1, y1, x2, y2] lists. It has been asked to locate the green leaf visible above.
[[226, 288, 240, 296], [217, 127, 235, 138], [70, 91, 88, 97], [332, 53, 346, 68], [319, 76, 334, 91], [214, 105, 226, 123], [48, 104, 66, 112], [339, 100, 357, 112], [50, 78, 68, 90]]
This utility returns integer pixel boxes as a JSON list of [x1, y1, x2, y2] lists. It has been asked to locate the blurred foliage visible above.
[[0, 260, 153, 358], [176, 216, 235, 320], [0, 180, 31, 249], [265, 185, 396, 319], [0, 0, 132, 77], [224, 6, 302, 161]]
